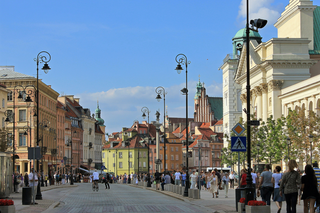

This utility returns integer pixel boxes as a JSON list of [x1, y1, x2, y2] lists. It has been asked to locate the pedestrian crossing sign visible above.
[[231, 136, 247, 152]]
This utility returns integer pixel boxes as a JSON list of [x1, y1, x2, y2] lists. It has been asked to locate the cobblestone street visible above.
[[45, 183, 212, 213]]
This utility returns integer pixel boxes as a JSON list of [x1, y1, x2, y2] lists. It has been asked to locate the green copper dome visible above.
[[95, 101, 105, 126], [194, 79, 203, 99], [233, 28, 262, 40]]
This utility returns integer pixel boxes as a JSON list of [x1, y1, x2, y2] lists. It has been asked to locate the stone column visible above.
[[254, 86, 263, 120], [268, 80, 284, 120], [260, 83, 268, 122]]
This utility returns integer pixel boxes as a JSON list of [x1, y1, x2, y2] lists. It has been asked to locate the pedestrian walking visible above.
[[258, 164, 273, 206], [229, 171, 235, 189], [105, 173, 110, 189], [301, 164, 319, 213], [24, 173, 29, 187], [61, 173, 65, 185], [154, 170, 161, 190], [29, 168, 38, 202], [240, 169, 247, 188], [279, 159, 301, 213], [181, 171, 186, 187], [161, 172, 171, 191], [272, 166, 285, 213], [190, 171, 197, 189], [174, 170, 181, 185], [222, 172, 230, 198], [251, 169, 258, 199], [210, 171, 218, 198]]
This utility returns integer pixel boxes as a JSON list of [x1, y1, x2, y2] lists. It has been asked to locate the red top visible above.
[[241, 173, 247, 186]]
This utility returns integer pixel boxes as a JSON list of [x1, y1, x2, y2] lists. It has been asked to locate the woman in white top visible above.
[[272, 166, 285, 213], [210, 171, 219, 198]]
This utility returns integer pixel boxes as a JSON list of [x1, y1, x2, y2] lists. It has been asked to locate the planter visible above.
[[237, 203, 245, 213], [245, 205, 270, 213], [0, 205, 16, 213]]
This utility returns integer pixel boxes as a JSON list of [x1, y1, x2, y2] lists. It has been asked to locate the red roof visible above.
[[172, 126, 181, 134], [215, 118, 223, 125], [66, 104, 78, 118], [197, 128, 216, 140]]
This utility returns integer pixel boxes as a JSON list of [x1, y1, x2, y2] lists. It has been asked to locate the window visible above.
[[171, 147, 174, 152], [143, 152, 146, 157], [19, 110, 26, 121], [154, 149, 156, 153], [176, 164, 179, 169], [171, 155, 174, 160], [119, 162, 123, 168], [176, 147, 178, 152], [129, 151, 132, 158], [139, 151, 141, 157], [171, 164, 174, 169], [19, 133, 26, 146], [143, 162, 146, 168], [2, 117, 4, 128], [139, 162, 141, 168], [113, 153, 115, 158], [2, 98, 4, 108], [176, 155, 179, 160], [19, 91, 26, 101], [160, 146, 162, 150], [24, 162, 28, 172], [119, 152, 122, 158], [165, 154, 167, 160], [7, 92, 12, 101], [113, 163, 115, 167], [154, 157, 156, 162], [160, 154, 163, 160], [102, 153, 105, 158], [129, 162, 132, 168]]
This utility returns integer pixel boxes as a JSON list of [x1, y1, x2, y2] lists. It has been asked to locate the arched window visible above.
[[2, 98, 4, 108]]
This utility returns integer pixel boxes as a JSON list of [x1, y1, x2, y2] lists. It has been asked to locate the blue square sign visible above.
[[231, 136, 247, 152]]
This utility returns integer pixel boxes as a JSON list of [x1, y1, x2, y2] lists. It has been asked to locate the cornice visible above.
[[261, 60, 317, 69]]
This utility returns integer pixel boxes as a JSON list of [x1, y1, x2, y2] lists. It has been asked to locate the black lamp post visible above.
[[175, 53, 190, 197], [286, 137, 291, 161], [155, 86, 166, 173], [244, 0, 267, 203], [141, 106, 151, 187], [35, 51, 51, 200], [70, 130, 76, 185]]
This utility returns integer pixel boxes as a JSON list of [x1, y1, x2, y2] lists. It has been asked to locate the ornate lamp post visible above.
[[175, 53, 190, 197], [35, 51, 51, 200], [125, 140, 131, 184], [67, 130, 77, 185], [155, 86, 166, 173], [141, 106, 151, 187]]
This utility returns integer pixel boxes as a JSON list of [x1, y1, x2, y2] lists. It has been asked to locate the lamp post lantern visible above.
[[155, 86, 166, 173], [175, 53, 190, 197]]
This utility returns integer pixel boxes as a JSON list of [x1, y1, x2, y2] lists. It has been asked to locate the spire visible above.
[[95, 100, 105, 126]]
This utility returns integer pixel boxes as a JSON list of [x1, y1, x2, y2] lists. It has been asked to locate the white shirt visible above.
[[28, 172, 38, 187], [93, 172, 99, 180], [190, 174, 197, 182], [251, 172, 257, 184], [175, 172, 181, 180], [229, 173, 235, 179]]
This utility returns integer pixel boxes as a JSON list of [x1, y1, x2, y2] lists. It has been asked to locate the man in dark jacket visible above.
[[154, 170, 161, 190], [105, 173, 110, 189]]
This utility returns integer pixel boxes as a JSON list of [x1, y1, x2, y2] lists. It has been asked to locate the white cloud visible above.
[[76, 81, 222, 134], [238, 0, 281, 26]]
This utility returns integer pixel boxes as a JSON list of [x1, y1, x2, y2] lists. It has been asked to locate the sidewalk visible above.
[[8, 183, 78, 213]]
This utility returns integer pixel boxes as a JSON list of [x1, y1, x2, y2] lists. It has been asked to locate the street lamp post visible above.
[[309, 135, 314, 164], [70, 130, 76, 185], [175, 53, 190, 197], [244, 0, 267, 203], [35, 51, 51, 200], [155, 86, 166, 173]]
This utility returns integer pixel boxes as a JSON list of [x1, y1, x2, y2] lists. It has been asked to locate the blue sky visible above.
[[0, 0, 289, 134]]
